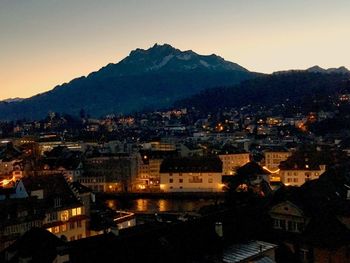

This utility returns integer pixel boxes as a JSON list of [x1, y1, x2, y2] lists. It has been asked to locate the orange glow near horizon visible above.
[[1, 1, 350, 99]]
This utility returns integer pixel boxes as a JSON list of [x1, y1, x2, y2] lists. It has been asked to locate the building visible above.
[[137, 149, 178, 190], [83, 153, 137, 192], [269, 201, 309, 234], [0, 198, 44, 251], [269, 168, 350, 263], [264, 149, 291, 172], [23, 174, 88, 242], [0, 180, 28, 201], [219, 151, 250, 175], [279, 160, 326, 187], [159, 157, 223, 192]]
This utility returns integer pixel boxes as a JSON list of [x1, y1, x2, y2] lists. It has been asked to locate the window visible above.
[[77, 220, 82, 228], [77, 207, 81, 215], [61, 210, 69, 221], [72, 208, 77, 217], [53, 226, 60, 233], [70, 222, 75, 230], [179, 179, 183, 183], [61, 224, 67, 232], [208, 178, 213, 183], [169, 178, 173, 183], [48, 212, 58, 222], [54, 197, 62, 208], [273, 218, 286, 230]]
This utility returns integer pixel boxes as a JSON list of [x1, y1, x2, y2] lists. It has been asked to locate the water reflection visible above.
[[106, 198, 220, 213]]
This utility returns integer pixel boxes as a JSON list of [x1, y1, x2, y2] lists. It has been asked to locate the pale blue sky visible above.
[[1, 0, 350, 99]]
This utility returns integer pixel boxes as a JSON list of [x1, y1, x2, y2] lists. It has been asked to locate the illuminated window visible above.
[[47, 228, 52, 233], [53, 226, 60, 233], [61, 210, 69, 221], [77, 207, 81, 215], [72, 208, 77, 217], [61, 224, 67, 232]]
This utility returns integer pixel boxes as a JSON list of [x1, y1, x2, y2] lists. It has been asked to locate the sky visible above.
[[1, 0, 350, 100]]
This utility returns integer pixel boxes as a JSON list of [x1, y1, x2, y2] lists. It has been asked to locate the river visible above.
[[106, 198, 223, 213]]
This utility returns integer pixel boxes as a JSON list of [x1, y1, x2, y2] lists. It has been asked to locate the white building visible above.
[[159, 157, 223, 192]]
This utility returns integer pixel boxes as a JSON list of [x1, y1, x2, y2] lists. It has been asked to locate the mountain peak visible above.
[[122, 43, 248, 73], [0, 44, 254, 120], [307, 65, 350, 74]]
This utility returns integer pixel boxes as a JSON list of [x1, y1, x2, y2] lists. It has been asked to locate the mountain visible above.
[[0, 44, 257, 120], [306, 65, 350, 74], [175, 71, 350, 113], [1, 98, 24, 103], [274, 65, 350, 75]]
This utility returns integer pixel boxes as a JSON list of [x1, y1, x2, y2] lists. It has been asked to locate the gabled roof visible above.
[[22, 174, 81, 209], [0, 142, 22, 161]]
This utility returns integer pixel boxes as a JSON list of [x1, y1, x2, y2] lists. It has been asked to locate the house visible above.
[[137, 149, 178, 190], [264, 148, 291, 173], [0, 180, 28, 201], [0, 198, 44, 251], [218, 145, 250, 175], [268, 166, 350, 263], [269, 201, 309, 234], [83, 153, 137, 192], [279, 154, 326, 187], [227, 161, 271, 196], [159, 157, 223, 192], [23, 174, 88, 242], [0, 142, 23, 176]]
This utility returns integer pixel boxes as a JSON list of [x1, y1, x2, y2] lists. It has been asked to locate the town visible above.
[[0, 90, 350, 262]]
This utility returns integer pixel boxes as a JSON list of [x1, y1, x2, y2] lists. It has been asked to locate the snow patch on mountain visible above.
[[148, 54, 174, 70]]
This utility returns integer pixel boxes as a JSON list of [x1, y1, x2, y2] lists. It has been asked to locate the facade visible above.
[[269, 201, 308, 233], [219, 152, 250, 175], [137, 149, 177, 190], [0, 197, 44, 251], [23, 174, 88, 242], [83, 153, 137, 192], [77, 174, 107, 192], [159, 157, 223, 192], [264, 150, 291, 172], [280, 165, 326, 186]]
